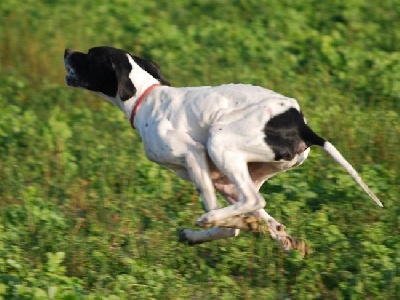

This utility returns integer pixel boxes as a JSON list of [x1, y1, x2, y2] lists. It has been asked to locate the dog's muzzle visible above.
[[64, 65, 78, 87], [64, 49, 82, 87], [65, 74, 79, 87]]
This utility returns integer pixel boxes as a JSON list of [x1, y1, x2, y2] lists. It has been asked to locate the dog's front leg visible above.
[[174, 166, 242, 245], [183, 143, 220, 212], [195, 155, 266, 228], [179, 227, 240, 245], [164, 130, 219, 212], [158, 130, 241, 244]]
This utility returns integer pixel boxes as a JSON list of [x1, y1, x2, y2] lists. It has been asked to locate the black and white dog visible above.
[[64, 46, 382, 254]]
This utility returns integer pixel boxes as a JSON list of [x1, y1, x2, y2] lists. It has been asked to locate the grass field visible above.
[[0, 1, 399, 299]]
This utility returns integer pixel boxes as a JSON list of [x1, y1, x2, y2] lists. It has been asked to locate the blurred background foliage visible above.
[[0, 0, 399, 299]]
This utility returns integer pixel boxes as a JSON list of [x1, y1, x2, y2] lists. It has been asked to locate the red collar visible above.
[[130, 83, 160, 128]]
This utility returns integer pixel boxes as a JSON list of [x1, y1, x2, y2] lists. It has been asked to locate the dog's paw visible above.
[[243, 216, 269, 233], [177, 229, 203, 246], [266, 219, 310, 257], [266, 218, 287, 240], [195, 213, 216, 228], [280, 236, 310, 257], [195, 219, 211, 228]]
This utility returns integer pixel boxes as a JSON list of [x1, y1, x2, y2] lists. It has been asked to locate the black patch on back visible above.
[[264, 108, 325, 161]]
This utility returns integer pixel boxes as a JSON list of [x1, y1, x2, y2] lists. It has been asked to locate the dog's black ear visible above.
[[133, 56, 171, 86], [110, 57, 137, 101]]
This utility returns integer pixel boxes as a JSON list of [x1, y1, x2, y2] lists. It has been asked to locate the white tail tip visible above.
[[323, 142, 383, 208]]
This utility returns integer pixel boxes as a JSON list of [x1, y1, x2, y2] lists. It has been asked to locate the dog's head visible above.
[[64, 46, 170, 101]]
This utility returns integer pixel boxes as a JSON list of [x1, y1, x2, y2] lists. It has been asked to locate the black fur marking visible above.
[[65, 47, 119, 98], [64, 46, 170, 101], [264, 108, 325, 161], [132, 55, 171, 87], [178, 229, 203, 246]]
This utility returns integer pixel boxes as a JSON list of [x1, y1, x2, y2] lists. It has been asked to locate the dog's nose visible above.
[[64, 49, 74, 58]]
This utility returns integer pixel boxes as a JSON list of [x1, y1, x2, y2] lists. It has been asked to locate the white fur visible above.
[[93, 54, 311, 247], [323, 142, 383, 207], [93, 53, 381, 249]]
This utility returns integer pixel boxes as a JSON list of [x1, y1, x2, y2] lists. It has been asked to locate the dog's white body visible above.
[[65, 47, 382, 253], [135, 85, 301, 165]]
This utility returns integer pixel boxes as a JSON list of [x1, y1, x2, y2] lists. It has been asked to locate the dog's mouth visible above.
[[64, 51, 82, 87], [65, 75, 79, 87], [65, 75, 89, 89], [64, 61, 75, 85], [65, 67, 79, 87]]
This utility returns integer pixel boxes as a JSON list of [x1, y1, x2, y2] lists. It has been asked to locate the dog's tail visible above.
[[301, 124, 383, 207]]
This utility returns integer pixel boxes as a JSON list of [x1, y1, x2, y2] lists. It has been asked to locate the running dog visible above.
[[64, 46, 383, 255]]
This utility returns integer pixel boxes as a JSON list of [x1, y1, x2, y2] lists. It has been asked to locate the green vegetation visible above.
[[0, 0, 399, 299]]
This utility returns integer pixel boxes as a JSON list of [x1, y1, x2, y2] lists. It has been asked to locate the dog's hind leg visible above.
[[214, 181, 308, 255], [207, 162, 309, 254], [195, 152, 266, 227]]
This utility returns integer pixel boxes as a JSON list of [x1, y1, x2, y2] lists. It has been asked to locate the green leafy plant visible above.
[[0, 0, 399, 298]]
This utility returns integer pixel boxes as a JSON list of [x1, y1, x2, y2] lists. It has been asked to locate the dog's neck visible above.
[[99, 54, 160, 123], [122, 55, 160, 121]]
